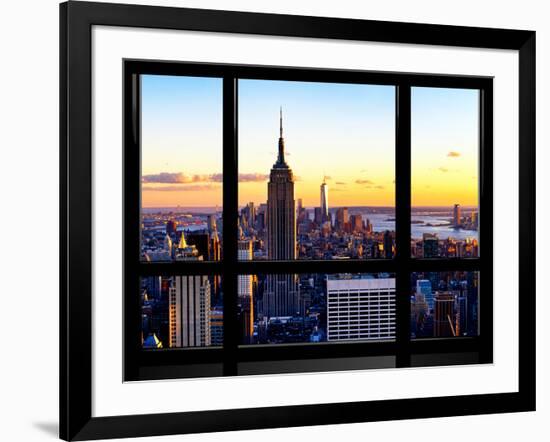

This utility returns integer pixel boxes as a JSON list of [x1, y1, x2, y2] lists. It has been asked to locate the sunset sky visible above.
[[141, 75, 478, 209], [411, 86, 479, 207]]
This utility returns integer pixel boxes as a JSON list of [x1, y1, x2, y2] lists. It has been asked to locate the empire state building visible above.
[[264, 109, 299, 317]]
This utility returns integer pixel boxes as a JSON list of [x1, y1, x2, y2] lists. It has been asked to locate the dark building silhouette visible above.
[[384, 230, 393, 259], [186, 232, 211, 261], [423, 233, 439, 258], [166, 220, 178, 237]]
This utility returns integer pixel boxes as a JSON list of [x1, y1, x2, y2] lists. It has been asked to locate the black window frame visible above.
[[123, 59, 493, 382]]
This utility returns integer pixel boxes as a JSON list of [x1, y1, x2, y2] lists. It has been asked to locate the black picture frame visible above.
[[60, 1, 536, 440]]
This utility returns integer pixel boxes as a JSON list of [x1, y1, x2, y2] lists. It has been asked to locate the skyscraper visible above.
[[169, 234, 212, 347], [166, 220, 177, 237], [314, 207, 323, 225], [207, 214, 217, 233], [453, 204, 462, 228], [433, 291, 455, 337], [326, 275, 396, 341], [265, 108, 299, 317], [336, 207, 349, 231], [320, 178, 329, 223], [238, 239, 254, 341], [187, 232, 211, 261], [383, 230, 393, 259], [423, 233, 439, 258], [169, 275, 212, 347], [267, 108, 296, 261], [350, 213, 363, 233], [416, 279, 433, 310], [210, 308, 224, 346]]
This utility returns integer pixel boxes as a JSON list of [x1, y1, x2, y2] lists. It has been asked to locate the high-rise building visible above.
[[327, 275, 396, 341], [238, 240, 254, 340], [163, 234, 172, 253], [169, 275, 212, 347], [433, 291, 455, 337], [365, 218, 373, 234], [166, 220, 177, 237], [320, 178, 329, 223], [466, 272, 479, 336], [453, 204, 462, 228], [207, 214, 217, 233], [144, 275, 162, 300], [255, 204, 267, 231], [471, 210, 478, 228], [383, 230, 393, 259], [210, 230, 221, 261], [265, 108, 299, 317], [336, 207, 349, 231], [314, 207, 323, 225], [456, 295, 467, 336], [240, 202, 256, 230], [411, 292, 429, 336], [174, 231, 202, 261], [210, 308, 224, 346], [423, 233, 439, 258], [296, 198, 303, 214], [187, 232, 211, 261], [169, 233, 212, 347], [350, 213, 363, 233], [416, 279, 433, 310]]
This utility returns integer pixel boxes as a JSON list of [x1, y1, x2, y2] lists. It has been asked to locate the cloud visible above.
[[447, 151, 461, 157], [238, 173, 269, 182], [355, 179, 374, 185], [142, 172, 207, 184], [142, 184, 218, 192], [143, 171, 268, 184], [438, 167, 449, 173], [335, 181, 346, 185]]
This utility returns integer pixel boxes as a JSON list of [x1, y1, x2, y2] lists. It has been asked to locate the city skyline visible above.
[[141, 75, 479, 209], [140, 81, 480, 348]]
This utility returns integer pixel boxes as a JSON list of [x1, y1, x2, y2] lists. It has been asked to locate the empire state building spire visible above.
[[276, 107, 288, 168], [280, 106, 283, 138]]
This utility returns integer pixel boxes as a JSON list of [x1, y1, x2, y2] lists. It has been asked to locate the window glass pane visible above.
[[141, 275, 223, 349], [410, 271, 479, 338], [238, 80, 396, 260], [140, 75, 223, 262], [411, 87, 479, 258], [239, 273, 396, 345]]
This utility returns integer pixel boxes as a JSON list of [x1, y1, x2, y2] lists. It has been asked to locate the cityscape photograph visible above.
[[138, 75, 480, 348]]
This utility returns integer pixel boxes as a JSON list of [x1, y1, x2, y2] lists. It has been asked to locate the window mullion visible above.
[[395, 83, 412, 367], [222, 76, 239, 375]]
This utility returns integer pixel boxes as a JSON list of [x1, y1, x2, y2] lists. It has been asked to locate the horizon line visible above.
[[142, 204, 479, 209]]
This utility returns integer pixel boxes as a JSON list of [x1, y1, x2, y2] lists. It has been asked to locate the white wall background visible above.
[[0, 0, 547, 441]]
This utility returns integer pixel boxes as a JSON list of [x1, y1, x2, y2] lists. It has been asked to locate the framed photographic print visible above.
[[60, 1, 536, 440]]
